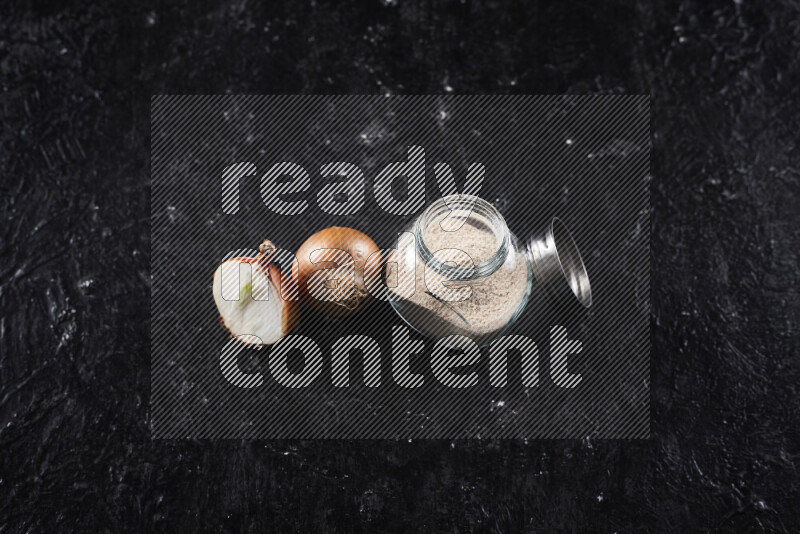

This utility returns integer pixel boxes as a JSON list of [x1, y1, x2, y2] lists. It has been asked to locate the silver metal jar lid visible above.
[[526, 218, 592, 308]]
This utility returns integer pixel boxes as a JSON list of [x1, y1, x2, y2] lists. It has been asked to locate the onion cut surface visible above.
[[212, 241, 299, 346]]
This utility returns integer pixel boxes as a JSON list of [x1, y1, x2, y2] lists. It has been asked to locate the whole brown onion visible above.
[[293, 227, 381, 317]]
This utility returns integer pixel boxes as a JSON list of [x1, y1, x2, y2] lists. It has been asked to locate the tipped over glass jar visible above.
[[385, 195, 592, 347]]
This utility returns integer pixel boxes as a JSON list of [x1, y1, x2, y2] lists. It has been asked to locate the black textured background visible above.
[[151, 95, 649, 439], [1, 0, 798, 532]]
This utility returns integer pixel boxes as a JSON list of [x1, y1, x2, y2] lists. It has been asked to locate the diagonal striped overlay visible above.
[[151, 95, 650, 439]]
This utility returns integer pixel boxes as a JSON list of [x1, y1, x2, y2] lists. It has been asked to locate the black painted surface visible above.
[[1, 0, 798, 531]]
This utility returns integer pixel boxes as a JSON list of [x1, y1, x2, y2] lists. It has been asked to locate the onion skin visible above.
[[216, 247, 300, 345], [293, 227, 381, 317]]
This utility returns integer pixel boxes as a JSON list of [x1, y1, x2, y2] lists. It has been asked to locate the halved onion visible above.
[[212, 239, 299, 346]]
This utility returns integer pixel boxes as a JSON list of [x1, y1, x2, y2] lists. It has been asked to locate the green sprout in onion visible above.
[[238, 280, 252, 305]]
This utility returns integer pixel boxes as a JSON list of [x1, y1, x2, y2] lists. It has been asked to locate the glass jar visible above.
[[386, 195, 591, 347]]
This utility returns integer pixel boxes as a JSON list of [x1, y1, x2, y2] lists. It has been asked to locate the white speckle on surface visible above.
[[489, 400, 506, 411], [77, 277, 95, 293]]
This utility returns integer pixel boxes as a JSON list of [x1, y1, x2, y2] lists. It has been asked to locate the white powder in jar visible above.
[[387, 209, 530, 346]]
